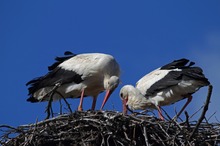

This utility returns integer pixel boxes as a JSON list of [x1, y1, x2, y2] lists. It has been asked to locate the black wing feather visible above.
[[160, 58, 195, 69], [146, 71, 181, 96], [146, 59, 210, 96], [26, 67, 83, 96], [26, 51, 83, 96], [48, 51, 77, 71]]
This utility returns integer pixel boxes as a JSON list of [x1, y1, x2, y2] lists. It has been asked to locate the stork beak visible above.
[[122, 98, 128, 115], [100, 90, 112, 110]]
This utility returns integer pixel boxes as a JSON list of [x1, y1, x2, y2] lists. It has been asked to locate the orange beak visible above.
[[100, 90, 112, 110], [122, 98, 128, 115]]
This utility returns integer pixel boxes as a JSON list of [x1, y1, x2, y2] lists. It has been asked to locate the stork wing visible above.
[[26, 51, 82, 96], [145, 67, 209, 96], [160, 58, 194, 69], [26, 67, 83, 96], [144, 71, 182, 96], [136, 59, 209, 96], [48, 51, 77, 71]]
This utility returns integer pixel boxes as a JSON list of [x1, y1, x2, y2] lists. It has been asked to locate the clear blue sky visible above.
[[1, 1, 220, 127]]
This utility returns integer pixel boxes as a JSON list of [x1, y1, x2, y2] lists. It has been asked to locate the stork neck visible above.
[[103, 76, 110, 89], [103, 75, 119, 90], [127, 87, 153, 110]]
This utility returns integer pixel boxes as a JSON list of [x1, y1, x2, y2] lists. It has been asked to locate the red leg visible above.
[[91, 96, 97, 110], [176, 96, 192, 119], [157, 106, 164, 120], [78, 89, 85, 111]]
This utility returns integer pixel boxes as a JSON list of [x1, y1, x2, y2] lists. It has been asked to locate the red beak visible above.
[[122, 98, 128, 115], [100, 90, 112, 110]]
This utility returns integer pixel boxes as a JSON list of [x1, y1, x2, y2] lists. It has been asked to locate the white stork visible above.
[[26, 51, 120, 118], [120, 58, 210, 120]]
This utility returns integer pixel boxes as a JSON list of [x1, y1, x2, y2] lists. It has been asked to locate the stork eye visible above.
[[120, 93, 123, 98]]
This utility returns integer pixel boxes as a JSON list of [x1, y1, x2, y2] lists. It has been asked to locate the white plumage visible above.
[[120, 58, 210, 120], [27, 51, 120, 113]]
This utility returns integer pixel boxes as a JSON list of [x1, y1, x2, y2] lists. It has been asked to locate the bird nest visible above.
[[1, 85, 220, 146], [0, 110, 220, 146]]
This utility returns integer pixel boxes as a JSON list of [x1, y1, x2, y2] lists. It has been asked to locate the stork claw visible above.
[[78, 107, 83, 111]]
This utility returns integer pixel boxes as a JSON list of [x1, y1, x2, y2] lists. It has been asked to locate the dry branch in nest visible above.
[[1, 85, 220, 146]]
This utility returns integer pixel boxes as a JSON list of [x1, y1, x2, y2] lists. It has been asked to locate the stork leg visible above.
[[156, 106, 164, 120], [174, 96, 192, 120], [91, 96, 97, 110], [78, 89, 85, 111]]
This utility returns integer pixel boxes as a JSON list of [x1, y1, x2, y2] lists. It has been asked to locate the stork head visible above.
[[120, 85, 151, 114], [119, 85, 135, 114], [100, 76, 120, 109]]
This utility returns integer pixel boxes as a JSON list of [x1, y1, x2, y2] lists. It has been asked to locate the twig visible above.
[[1, 108, 220, 146], [56, 91, 73, 113], [142, 122, 151, 146], [189, 85, 213, 140], [207, 111, 216, 121], [45, 83, 61, 119], [161, 108, 172, 121], [184, 111, 190, 129], [59, 99, 63, 114], [0, 125, 24, 133], [189, 105, 204, 119]]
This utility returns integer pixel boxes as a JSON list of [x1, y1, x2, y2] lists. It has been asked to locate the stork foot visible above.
[[78, 89, 85, 112], [78, 107, 83, 111]]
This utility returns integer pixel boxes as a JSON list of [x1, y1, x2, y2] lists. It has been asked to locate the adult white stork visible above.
[[26, 51, 120, 118], [120, 58, 210, 120]]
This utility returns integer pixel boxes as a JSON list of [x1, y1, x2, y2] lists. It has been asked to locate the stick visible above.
[[189, 85, 213, 140], [142, 122, 151, 146], [184, 111, 190, 128], [45, 83, 60, 119], [55, 90, 72, 113]]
